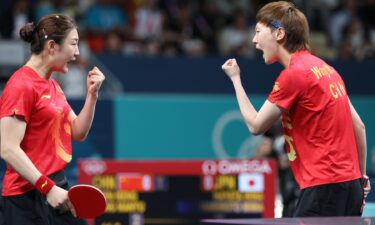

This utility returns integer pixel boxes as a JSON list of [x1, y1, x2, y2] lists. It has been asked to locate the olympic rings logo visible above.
[[81, 160, 107, 175], [212, 110, 262, 159]]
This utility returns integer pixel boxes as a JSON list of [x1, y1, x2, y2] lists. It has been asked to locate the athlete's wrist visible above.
[[231, 76, 242, 85], [361, 175, 369, 187], [34, 175, 55, 195], [87, 91, 99, 100]]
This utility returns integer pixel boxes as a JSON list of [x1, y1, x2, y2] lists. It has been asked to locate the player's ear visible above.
[[276, 28, 286, 41], [46, 40, 57, 54]]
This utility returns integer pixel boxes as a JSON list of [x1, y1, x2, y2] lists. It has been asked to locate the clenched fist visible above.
[[222, 58, 241, 80], [87, 67, 105, 97]]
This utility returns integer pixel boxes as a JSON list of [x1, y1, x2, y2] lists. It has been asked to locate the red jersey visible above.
[[0, 66, 73, 196], [268, 51, 361, 189]]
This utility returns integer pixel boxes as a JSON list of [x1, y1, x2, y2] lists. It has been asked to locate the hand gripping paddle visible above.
[[360, 176, 369, 214], [68, 184, 107, 219]]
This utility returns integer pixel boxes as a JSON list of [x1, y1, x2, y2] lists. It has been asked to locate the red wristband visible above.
[[35, 175, 55, 195]]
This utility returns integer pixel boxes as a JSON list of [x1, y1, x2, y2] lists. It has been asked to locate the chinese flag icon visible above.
[[117, 173, 154, 192]]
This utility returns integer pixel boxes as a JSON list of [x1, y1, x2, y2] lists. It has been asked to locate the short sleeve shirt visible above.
[[0, 66, 73, 196], [268, 51, 361, 189]]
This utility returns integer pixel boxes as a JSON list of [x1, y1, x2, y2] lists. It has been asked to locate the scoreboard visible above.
[[78, 159, 277, 225]]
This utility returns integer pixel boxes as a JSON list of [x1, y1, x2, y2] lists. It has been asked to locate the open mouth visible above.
[[255, 45, 263, 53], [255, 47, 264, 57], [65, 57, 76, 67]]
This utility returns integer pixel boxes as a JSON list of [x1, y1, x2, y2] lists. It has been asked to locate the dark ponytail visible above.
[[19, 22, 35, 43], [19, 14, 77, 54]]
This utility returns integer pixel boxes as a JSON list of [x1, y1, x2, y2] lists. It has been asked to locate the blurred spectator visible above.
[[253, 136, 279, 160], [214, 0, 252, 17], [12, 0, 32, 39], [343, 18, 364, 53], [337, 16, 375, 60], [133, 0, 164, 41], [76, 0, 94, 15], [182, 38, 206, 57], [0, 0, 33, 39], [355, 31, 375, 60], [143, 38, 161, 56], [83, 0, 127, 33], [191, 0, 223, 54], [59, 0, 81, 21], [217, 10, 255, 58], [161, 41, 181, 57], [338, 38, 355, 60], [358, 0, 375, 35], [122, 41, 143, 56], [163, 2, 213, 56], [34, 0, 55, 21], [338, 19, 360, 60], [103, 30, 124, 55], [309, 31, 336, 59], [328, 0, 358, 48], [0, 4, 11, 38], [303, 0, 339, 32], [83, 0, 127, 53], [0, 0, 375, 60]]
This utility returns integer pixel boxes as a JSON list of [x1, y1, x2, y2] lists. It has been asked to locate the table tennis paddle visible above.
[[68, 184, 107, 219]]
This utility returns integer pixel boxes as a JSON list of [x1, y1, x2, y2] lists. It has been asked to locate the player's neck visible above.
[[279, 48, 293, 68], [26, 55, 53, 79]]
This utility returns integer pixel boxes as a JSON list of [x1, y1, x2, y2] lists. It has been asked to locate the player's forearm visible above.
[[353, 121, 367, 175], [231, 78, 260, 135], [71, 94, 97, 141], [1, 145, 41, 185], [348, 100, 367, 175]]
